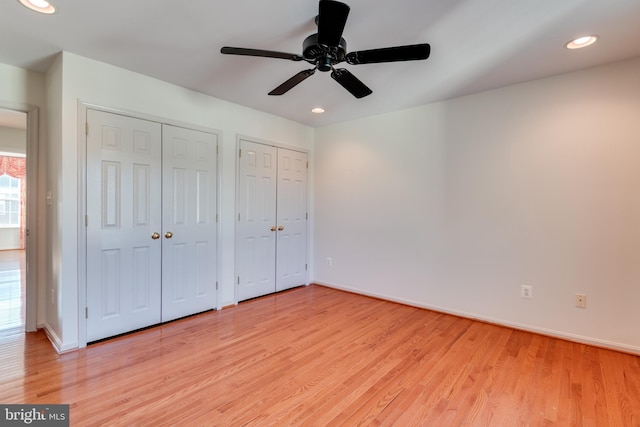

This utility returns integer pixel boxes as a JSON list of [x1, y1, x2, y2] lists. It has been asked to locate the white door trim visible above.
[[25, 107, 39, 332], [77, 101, 222, 348], [0, 103, 39, 333]]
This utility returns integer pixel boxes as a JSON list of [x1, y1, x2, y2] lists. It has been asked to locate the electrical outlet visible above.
[[326, 257, 332, 266], [521, 285, 533, 299], [575, 293, 587, 308]]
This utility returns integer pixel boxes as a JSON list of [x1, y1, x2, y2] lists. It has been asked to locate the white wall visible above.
[[0, 228, 20, 250], [12, 49, 640, 354], [48, 52, 314, 350], [0, 63, 45, 109], [314, 57, 640, 354], [45, 54, 64, 345], [0, 126, 26, 154]]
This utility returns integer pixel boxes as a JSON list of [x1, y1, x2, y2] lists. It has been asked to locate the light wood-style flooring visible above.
[[1, 284, 639, 426], [0, 249, 25, 334]]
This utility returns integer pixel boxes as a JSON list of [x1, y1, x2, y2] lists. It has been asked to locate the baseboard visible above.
[[42, 323, 78, 354], [313, 281, 640, 356]]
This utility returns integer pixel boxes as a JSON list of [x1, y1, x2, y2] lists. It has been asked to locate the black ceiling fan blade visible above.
[[331, 68, 372, 98], [269, 68, 317, 95], [346, 43, 431, 65], [221, 47, 303, 62], [317, 0, 350, 47]]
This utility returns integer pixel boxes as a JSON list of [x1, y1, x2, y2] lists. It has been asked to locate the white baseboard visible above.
[[314, 281, 640, 356], [42, 323, 78, 354]]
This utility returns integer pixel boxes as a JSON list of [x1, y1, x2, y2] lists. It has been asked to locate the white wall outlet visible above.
[[575, 293, 587, 308], [326, 257, 332, 266], [521, 285, 533, 299]]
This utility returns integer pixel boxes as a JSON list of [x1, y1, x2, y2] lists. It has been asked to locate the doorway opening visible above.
[[0, 108, 28, 335]]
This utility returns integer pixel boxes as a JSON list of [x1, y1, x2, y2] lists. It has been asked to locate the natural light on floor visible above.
[[0, 250, 25, 332]]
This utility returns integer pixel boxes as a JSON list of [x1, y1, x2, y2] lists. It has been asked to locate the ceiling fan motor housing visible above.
[[303, 33, 347, 71]]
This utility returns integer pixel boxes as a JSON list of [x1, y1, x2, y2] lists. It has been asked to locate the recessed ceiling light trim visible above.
[[311, 107, 325, 114], [18, 0, 56, 14], [565, 35, 598, 50]]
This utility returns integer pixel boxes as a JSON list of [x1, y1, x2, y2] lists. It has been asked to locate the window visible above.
[[0, 174, 20, 227]]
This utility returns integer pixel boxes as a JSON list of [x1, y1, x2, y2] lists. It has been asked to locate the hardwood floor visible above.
[[1, 284, 639, 426], [0, 250, 25, 333]]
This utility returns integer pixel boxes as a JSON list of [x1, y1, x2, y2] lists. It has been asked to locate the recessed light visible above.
[[311, 107, 325, 114], [18, 0, 56, 14], [565, 35, 598, 50]]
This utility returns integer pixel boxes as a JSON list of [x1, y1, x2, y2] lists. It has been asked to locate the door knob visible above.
[[270, 226, 276, 232], [277, 225, 284, 231], [165, 231, 174, 239], [151, 232, 160, 240]]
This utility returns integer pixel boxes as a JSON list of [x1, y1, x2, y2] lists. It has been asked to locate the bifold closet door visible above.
[[236, 139, 308, 301], [86, 109, 163, 342], [161, 124, 218, 322], [86, 111, 219, 342]]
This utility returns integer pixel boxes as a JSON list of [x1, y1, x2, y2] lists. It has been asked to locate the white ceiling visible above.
[[1, 0, 640, 127]]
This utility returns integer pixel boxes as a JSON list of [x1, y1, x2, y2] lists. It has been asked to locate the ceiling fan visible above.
[[220, 0, 431, 99]]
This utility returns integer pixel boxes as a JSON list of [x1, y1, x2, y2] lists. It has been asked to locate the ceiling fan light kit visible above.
[[220, 0, 431, 99]]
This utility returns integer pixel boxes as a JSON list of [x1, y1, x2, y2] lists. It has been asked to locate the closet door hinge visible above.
[[216, 145, 219, 155], [85, 307, 88, 319], [85, 215, 88, 227], [239, 149, 242, 158], [216, 281, 219, 290], [237, 276, 240, 285], [306, 212, 308, 220], [85, 122, 89, 135], [305, 264, 308, 271]]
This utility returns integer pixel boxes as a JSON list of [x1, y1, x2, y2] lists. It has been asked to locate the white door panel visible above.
[[161, 124, 218, 322], [276, 149, 308, 291], [237, 140, 277, 301], [86, 109, 162, 342]]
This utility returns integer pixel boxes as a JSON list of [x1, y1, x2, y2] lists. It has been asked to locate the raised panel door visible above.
[[236, 139, 277, 301], [275, 148, 308, 291], [161, 124, 218, 322], [86, 109, 162, 342]]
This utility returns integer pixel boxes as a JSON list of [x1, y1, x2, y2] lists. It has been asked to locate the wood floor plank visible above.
[[1, 284, 640, 426]]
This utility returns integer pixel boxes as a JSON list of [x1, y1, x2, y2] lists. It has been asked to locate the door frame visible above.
[[77, 101, 222, 348], [0, 103, 39, 333], [234, 135, 310, 304]]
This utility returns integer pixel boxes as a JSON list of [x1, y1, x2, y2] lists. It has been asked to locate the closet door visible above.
[[236, 140, 308, 301], [86, 109, 162, 342], [236, 139, 277, 301], [275, 148, 308, 291], [161, 125, 218, 322]]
